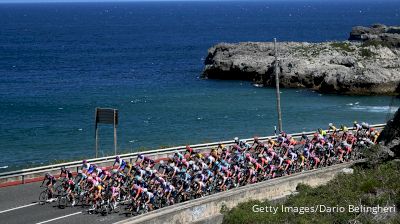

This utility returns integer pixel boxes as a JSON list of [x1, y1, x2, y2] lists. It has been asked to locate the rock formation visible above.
[[378, 108, 400, 158], [202, 24, 400, 95]]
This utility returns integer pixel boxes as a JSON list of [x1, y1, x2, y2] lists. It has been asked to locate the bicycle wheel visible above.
[[55, 185, 63, 197], [58, 196, 67, 209], [39, 190, 48, 205]]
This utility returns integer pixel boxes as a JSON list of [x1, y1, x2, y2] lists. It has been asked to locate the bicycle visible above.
[[39, 186, 53, 205], [58, 190, 70, 209]]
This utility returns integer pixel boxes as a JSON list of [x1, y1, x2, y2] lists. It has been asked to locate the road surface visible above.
[[0, 181, 130, 224]]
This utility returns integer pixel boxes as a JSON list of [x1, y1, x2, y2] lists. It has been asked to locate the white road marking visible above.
[[35, 212, 82, 224], [0, 203, 38, 214]]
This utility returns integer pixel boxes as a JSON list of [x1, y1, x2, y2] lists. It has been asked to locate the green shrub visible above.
[[362, 39, 392, 48], [330, 42, 355, 52], [360, 48, 376, 58]]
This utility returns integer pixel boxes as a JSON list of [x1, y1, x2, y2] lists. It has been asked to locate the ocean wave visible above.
[[0, 166, 8, 169], [350, 106, 399, 113]]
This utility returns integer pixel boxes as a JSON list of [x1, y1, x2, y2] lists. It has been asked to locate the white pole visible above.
[[274, 38, 283, 132]]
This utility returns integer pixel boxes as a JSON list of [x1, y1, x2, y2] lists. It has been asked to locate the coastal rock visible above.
[[202, 25, 400, 95], [349, 24, 400, 48], [378, 108, 400, 158]]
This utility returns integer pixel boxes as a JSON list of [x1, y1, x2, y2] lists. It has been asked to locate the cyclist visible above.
[[60, 167, 73, 180], [41, 173, 57, 201], [114, 156, 126, 171], [142, 188, 155, 211], [328, 123, 337, 134], [81, 160, 91, 174], [110, 184, 120, 209], [65, 179, 76, 206]]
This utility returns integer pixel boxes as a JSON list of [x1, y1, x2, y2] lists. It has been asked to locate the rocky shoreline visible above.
[[202, 24, 400, 95]]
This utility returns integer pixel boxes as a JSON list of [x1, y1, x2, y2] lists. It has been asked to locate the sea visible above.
[[0, 0, 399, 171]]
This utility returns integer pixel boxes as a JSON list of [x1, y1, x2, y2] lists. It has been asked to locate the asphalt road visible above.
[[0, 181, 131, 224]]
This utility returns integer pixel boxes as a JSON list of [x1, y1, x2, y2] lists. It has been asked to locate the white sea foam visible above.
[[350, 106, 398, 113], [0, 166, 8, 169]]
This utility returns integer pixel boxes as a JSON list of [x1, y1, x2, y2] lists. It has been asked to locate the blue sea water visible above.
[[0, 1, 399, 171]]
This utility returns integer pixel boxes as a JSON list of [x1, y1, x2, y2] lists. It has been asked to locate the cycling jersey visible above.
[[87, 165, 96, 174], [290, 152, 297, 160], [81, 162, 90, 171], [111, 186, 119, 197], [60, 169, 73, 180], [114, 158, 126, 170], [44, 175, 56, 185]]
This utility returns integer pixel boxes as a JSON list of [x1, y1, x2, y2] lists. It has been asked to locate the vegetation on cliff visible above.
[[222, 160, 400, 224]]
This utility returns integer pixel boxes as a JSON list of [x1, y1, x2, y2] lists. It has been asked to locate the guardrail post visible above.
[[22, 175, 25, 184]]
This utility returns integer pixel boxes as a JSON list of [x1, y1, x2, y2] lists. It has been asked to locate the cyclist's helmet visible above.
[[83, 160, 87, 164], [115, 156, 120, 161], [45, 172, 51, 178], [61, 167, 66, 172], [329, 123, 333, 126]]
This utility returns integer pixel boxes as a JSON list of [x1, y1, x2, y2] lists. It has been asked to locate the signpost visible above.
[[94, 108, 118, 158]]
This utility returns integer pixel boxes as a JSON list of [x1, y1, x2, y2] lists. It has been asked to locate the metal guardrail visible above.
[[0, 123, 386, 181]]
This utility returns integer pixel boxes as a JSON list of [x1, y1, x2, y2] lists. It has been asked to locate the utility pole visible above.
[[274, 38, 283, 132]]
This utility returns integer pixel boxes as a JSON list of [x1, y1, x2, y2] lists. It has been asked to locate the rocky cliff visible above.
[[349, 23, 400, 48], [202, 24, 400, 95], [378, 108, 400, 158]]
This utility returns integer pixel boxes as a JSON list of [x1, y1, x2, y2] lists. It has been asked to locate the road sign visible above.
[[95, 108, 118, 157]]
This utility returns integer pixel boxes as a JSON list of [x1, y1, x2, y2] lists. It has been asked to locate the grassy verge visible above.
[[222, 160, 400, 224]]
